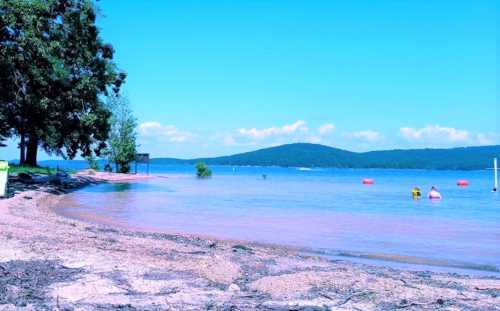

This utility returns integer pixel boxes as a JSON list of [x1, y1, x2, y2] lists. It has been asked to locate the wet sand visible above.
[[0, 173, 499, 310]]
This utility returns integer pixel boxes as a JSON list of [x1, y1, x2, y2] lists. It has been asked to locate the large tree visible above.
[[0, 113, 9, 147], [0, 0, 125, 166]]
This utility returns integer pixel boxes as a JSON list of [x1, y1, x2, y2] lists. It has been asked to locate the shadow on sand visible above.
[[5, 175, 105, 199]]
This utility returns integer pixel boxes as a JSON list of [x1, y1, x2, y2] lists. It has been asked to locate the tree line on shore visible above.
[[152, 143, 500, 170], [0, 0, 137, 172]]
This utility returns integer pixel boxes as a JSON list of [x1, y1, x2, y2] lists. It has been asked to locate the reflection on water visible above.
[[57, 166, 500, 274], [112, 183, 132, 192], [82, 182, 170, 193]]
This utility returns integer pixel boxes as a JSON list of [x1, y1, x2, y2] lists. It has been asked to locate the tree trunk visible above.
[[19, 132, 26, 165], [25, 134, 38, 167]]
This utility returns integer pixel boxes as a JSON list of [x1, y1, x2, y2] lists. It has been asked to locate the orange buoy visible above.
[[457, 180, 469, 187], [362, 178, 374, 185]]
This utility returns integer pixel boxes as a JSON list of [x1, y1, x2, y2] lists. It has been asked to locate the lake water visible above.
[[55, 165, 500, 274]]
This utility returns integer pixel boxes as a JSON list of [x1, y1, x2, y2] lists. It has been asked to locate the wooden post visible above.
[[494, 158, 498, 191]]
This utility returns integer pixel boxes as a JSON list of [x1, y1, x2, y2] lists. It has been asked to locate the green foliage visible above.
[[153, 143, 500, 170], [104, 95, 137, 173], [85, 154, 99, 171], [9, 164, 56, 176], [195, 163, 212, 178], [0, 0, 126, 166]]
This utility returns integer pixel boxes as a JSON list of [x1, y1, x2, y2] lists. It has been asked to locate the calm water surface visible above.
[[56, 165, 500, 274]]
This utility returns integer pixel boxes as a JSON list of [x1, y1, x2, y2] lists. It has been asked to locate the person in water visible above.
[[428, 186, 442, 199], [411, 187, 421, 199]]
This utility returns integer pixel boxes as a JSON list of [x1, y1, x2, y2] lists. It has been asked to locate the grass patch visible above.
[[8, 165, 74, 176]]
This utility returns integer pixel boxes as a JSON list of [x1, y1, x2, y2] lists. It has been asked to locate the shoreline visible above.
[[0, 174, 499, 310], [54, 173, 500, 277], [55, 195, 500, 278]]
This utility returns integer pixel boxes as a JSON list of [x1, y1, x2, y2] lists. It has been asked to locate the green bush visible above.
[[9, 165, 56, 176], [85, 155, 100, 171], [195, 163, 212, 178], [104, 95, 137, 174]]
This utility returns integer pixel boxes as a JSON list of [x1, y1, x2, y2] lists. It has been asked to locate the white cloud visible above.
[[399, 125, 470, 143], [346, 130, 382, 142], [475, 133, 496, 145], [138, 121, 193, 143], [223, 135, 236, 146], [138, 121, 162, 131], [398, 125, 500, 146], [137, 122, 497, 156], [237, 120, 308, 139], [318, 123, 335, 135]]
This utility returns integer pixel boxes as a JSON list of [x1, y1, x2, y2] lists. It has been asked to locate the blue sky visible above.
[[2, 0, 498, 160]]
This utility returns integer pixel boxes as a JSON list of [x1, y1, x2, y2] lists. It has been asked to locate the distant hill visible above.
[[151, 143, 500, 170]]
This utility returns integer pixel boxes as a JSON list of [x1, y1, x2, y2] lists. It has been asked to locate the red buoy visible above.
[[457, 180, 469, 187], [362, 178, 374, 185]]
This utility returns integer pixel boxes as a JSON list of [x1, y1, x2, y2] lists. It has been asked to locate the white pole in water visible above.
[[494, 158, 498, 191]]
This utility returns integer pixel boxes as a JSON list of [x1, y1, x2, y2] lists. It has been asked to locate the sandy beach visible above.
[[0, 173, 499, 310]]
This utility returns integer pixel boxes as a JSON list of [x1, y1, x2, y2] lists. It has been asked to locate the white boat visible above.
[[297, 167, 312, 171]]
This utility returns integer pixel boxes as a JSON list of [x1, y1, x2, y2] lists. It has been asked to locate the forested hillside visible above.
[[151, 143, 500, 170]]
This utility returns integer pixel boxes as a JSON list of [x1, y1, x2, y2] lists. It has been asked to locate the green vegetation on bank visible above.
[[152, 143, 500, 170], [9, 165, 56, 175]]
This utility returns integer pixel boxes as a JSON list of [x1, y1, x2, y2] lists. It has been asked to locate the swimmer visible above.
[[411, 187, 421, 200], [428, 186, 442, 200]]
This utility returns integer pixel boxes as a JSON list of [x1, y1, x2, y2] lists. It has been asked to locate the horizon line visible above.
[[13, 142, 496, 163]]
